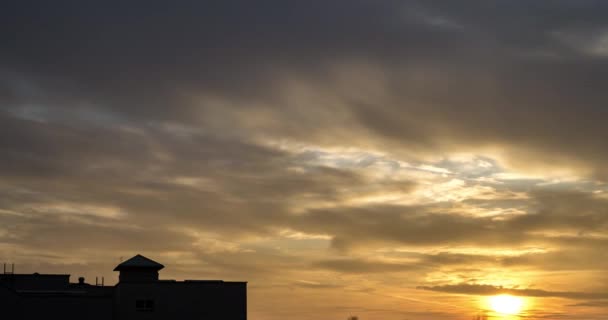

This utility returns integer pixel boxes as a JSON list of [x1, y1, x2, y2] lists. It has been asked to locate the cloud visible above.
[[568, 301, 608, 308], [293, 280, 343, 289], [313, 258, 416, 274], [418, 283, 608, 300], [289, 189, 608, 251], [3, 1, 608, 185]]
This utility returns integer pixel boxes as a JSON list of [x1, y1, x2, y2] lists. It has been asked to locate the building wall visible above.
[[0, 285, 18, 308], [1, 271, 247, 320], [1, 279, 113, 320], [0, 274, 70, 290], [113, 281, 247, 320], [118, 270, 159, 283], [14, 294, 113, 320]]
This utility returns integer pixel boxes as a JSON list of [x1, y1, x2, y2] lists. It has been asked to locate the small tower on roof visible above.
[[113, 254, 164, 283]]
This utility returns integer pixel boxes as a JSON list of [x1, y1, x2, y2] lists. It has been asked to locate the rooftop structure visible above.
[[0, 255, 247, 319]]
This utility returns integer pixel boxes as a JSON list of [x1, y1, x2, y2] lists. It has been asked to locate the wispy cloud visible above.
[[418, 283, 608, 300]]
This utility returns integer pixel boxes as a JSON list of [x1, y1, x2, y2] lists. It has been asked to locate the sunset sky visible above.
[[2, 1, 608, 319]]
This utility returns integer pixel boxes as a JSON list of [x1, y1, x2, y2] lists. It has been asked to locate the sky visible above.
[[1, 1, 608, 319]]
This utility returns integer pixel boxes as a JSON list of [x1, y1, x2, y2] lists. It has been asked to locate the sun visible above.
[[488, 294, 524, 315]]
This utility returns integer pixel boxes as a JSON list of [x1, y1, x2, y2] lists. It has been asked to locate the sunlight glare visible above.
[[489, 295, 524, 315]]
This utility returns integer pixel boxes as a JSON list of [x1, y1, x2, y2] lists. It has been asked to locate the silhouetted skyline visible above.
[[1, 254, 247, 319], [1, 1, 608, 319]]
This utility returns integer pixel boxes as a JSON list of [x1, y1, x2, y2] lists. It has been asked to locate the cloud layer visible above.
[[2, 1, 608, 319]]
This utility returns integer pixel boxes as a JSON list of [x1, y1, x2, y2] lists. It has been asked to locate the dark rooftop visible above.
[[113, 254, 164, 271]]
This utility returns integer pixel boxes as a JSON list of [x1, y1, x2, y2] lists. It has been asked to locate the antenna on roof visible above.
[[94, 276, 104, 286], [3, 263, 14, 275]]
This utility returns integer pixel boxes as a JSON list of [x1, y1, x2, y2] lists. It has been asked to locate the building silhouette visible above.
[[0, 254, 247, 319]]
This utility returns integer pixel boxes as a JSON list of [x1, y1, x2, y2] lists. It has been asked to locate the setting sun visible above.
[[489, 295, 524, 315]]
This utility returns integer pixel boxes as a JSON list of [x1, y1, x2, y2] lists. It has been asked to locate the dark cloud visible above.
[[296, 205, 519, 250], [290, 190, 608, 250], [418, 283, 608, 300], [2, 0, 608, 177], [568, 301, 608, 308], [292, 281, 342, 289], [313, 258, 416, 274], [421, 252, 498, 266]]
